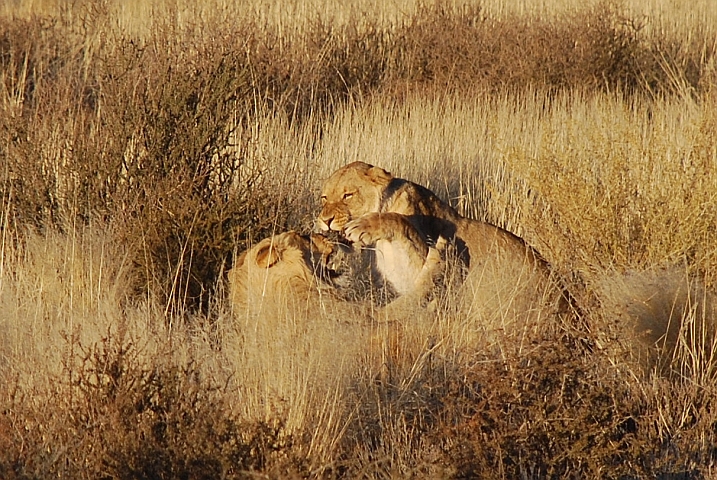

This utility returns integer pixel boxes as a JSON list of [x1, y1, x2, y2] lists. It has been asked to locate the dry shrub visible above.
[[0, 330, 306, 479], [242, 16, 391, 120], [392, 2, 643, 95], [0, 15, 82, 226], [238, 1, 715, 107], [339, 338, 451, 478], [432, 330, 715, 479], [0, 13, 298, 311], [97, 36, 268, 312]]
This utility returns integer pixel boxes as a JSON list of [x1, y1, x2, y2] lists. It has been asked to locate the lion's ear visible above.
[[367, 165, 393, 185], [255, 243, 282, 268]]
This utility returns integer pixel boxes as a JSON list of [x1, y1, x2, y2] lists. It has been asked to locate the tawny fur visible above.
[[318, 161, 569, 332], [228, 230, 445, 320]]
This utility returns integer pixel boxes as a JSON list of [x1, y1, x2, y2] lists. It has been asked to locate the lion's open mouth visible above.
[[325, 238, 354, 273], [306, 230, 360, 284], [321, 229, 347, 244]]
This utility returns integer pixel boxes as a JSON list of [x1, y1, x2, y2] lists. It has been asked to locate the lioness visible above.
[[227, 230, 449, 387], [228, 230, 445, 320], [227, 231, 337, 318], [318, 161, 568, 330]]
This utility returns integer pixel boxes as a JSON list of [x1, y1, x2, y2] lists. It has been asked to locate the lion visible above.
[[227, 231, 337, 318], [227, 229, 446, 320], [227, 229, 450, 390], [317, 161, 570, 335]]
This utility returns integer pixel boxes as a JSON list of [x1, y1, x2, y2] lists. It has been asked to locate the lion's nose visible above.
[[316, 215, 333, 232]]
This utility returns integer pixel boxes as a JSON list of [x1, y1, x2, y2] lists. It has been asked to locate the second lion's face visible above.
[[317, 163, 388, 232]]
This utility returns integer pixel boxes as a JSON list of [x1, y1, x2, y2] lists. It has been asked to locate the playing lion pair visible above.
[[228, 161, 569, 329]]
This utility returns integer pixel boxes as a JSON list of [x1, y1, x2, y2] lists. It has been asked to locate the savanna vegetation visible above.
[[1, 0, 716, 478]]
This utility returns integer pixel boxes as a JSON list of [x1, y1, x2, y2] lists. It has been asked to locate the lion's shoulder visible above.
[[384, 179, 459, 220]]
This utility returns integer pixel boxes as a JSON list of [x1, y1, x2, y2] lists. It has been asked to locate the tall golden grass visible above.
[[1, 0, 716, 477]]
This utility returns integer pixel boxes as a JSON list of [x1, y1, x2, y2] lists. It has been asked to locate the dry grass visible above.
[[1, 0, 717, 478]]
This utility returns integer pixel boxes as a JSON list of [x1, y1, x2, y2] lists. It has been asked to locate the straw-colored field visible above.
[[1, 0, 716, 478]]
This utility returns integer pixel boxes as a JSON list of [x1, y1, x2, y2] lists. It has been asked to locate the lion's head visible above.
[[317, 161, 393, 232], [228, 231, 346, 315]]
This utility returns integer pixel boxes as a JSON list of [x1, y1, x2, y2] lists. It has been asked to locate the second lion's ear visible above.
[[367, 165, 392, 185], [255, 243, 282, 268]]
